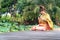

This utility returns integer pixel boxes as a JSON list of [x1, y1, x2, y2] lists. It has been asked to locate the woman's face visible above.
[[40, 11, 45, 14]]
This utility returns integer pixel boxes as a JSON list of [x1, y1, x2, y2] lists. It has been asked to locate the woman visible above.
[[31, 5, 53, 31]]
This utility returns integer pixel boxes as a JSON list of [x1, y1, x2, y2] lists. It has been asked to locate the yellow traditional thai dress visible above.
[[31, 13, 53, 31], [39, 13, 53, 30]]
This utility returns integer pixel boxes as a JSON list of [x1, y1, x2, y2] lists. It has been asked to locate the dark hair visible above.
[[40, 5, 45, 11]]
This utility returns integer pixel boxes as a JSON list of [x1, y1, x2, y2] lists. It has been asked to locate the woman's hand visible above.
[[40, 17, 46, 21]]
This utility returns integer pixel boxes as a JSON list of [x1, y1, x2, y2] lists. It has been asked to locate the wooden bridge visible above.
[[0, 30, 60, 40]]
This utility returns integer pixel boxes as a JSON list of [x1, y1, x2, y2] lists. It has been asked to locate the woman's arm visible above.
[[45, 14, 53, 29]]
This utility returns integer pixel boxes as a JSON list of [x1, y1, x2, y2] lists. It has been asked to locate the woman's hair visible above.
[[39, 5, 46, 11]]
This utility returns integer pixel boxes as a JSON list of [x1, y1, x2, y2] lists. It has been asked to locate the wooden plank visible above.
[[0, 31, 60, 40]]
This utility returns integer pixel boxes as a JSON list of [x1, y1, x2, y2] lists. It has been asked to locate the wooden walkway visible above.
[[0, 31, 60, 40]]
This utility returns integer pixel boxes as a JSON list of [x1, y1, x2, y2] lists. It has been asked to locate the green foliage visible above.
[[54, 6, 60, 25], [1, 0, 17, 8], [0, 22, 32, 32], [0, 0, 60, 32], [0, 0, 17, 13], [0, 0, 60, 25], [0, 8, 8, 13], [16, 0, 40, 24]]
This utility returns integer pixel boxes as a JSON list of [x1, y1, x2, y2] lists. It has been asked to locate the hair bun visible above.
[[40, 5, 45, 11]]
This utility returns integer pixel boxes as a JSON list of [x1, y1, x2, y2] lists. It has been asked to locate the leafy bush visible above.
[[0, 21, 32, 32]]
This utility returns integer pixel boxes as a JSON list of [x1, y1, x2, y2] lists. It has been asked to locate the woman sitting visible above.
[[31, 5, 53, 31]]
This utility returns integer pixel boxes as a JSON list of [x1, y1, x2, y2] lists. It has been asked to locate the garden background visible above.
[[0, 0, 60, 32]]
